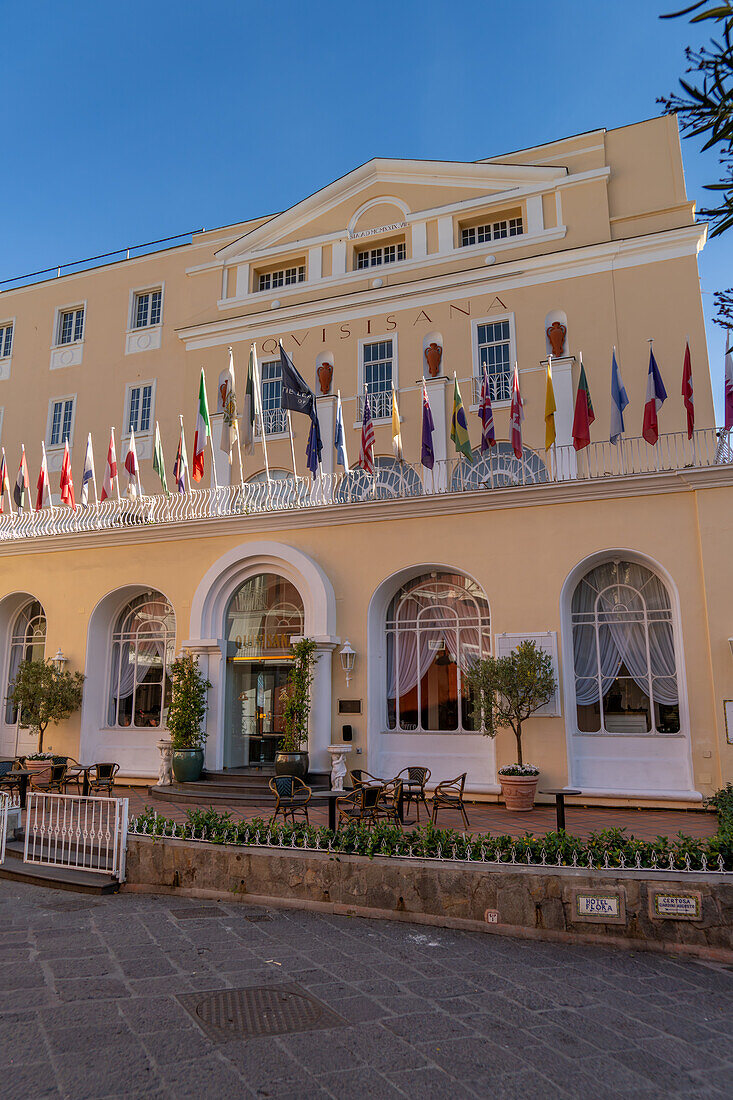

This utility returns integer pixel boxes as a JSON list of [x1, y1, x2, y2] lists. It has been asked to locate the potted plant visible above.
[[167, 653, 212, 783], [465, 639, 556, 811], [10, 658, 85, 758], [276, 637, 318, 780]]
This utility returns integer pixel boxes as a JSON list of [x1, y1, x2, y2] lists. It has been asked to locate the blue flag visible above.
[[280, 343, 322, 474], [610, 349, 629, 445], [334, 391, 348, 469], [306, 416, 322, 478]]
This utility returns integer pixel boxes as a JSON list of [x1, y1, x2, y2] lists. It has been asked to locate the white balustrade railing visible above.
[[0, 427, 729, 544], [23, 792, 129, 879]]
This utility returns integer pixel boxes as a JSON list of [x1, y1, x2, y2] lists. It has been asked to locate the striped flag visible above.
[[358, 392, 376, 475], [450, 375, 473, 462], [479, 368, 496, 452], [59, 440, 75, 510], [14, 446, 29, 510], [80, 433, 96, 508], [391, 385, 403, 461], [35, 445, 49, 511], [572, 356, 595, 451], [681, 342, 694, 440], [642, 347, 667, 445], [510, 363, 524, 459], [0, 449, 11, 514], [100, 429, 118, 502], [192, 367, 211, 482], [153, 421, 169, 496]]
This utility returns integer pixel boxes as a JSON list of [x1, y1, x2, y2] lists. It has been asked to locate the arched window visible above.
[[386, 572, 491, 732], [5, 599, 46, 724], [225, 574, 304, 657], [451, 444, 548, 491], [108, 592, 175, 728], [571, 560, 680, 736]]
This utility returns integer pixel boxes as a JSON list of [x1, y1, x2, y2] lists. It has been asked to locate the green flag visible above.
[[153, 421, 169, 497], [450, 376, 473, 462]]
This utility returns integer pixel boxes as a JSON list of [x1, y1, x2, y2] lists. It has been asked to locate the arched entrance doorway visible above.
[[0, 596, 47, 757], [223, 574, 304, 768]]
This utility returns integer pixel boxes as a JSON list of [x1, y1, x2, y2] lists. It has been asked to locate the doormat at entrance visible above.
[[177, 983, 347, 1041]]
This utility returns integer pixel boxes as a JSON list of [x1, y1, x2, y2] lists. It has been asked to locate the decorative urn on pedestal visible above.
[[326, 744, 353, 791], [424, 343, 443, 378], [546, 321, 567, 357], [316, 361, 333, 396]]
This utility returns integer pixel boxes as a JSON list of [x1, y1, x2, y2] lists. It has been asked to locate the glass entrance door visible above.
[[224, 660, 291, 769]]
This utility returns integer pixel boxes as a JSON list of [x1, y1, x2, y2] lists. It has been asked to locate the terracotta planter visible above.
[[424, 342, 443, 378], [499, 773, 539, 811]]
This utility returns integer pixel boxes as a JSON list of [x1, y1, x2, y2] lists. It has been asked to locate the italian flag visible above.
[[192, 368, 210, 483], [572, 357, 595, 451]]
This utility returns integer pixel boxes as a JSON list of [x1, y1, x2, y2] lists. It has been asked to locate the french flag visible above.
[[642, 348, 667, 446]]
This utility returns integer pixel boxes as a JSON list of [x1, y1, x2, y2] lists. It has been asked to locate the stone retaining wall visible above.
[[125, 836, 733, 960]]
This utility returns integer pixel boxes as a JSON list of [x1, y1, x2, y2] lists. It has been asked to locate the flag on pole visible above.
[[334, 390, 348, 469], [725, 343, 733, 432], [100, 430, 118, 502], [421, 381, 435, 470], [192, 368, 211, 482], [279, 344, 321, 472], [358, 392, 376, 475], [59, 440, 75, 510], [80, 433, 96, 508], [391, 385, 403, 461], [223, 348, 239, 462], [572, 356, 595, 451], [36, 446, 49, 511], [610, 348, 629, 444], [124, 430, 140, 496], [510, 363, 524, 459], [14, 446, 29, 510], [0, 450, 11, 514], [682, 342, 694, 440], [450, 376, 473, 462], [544, 359, 556, 450], [153, 422, 169, 497], [642, 347, 667, 445], [479, 368, 496, 452], [174, 421, 189, 493], [242, 347, 256, 455]]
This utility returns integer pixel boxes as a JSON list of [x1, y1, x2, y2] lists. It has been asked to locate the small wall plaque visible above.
[[571, 889, 626, 924], [649, 890, 703, 921], [338, 699, 362, 715], [484, 909, 499, 924]]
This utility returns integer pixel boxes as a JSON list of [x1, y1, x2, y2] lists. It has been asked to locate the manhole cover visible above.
[[171, 906, 227, 919], [178, 984, 346, 1041]]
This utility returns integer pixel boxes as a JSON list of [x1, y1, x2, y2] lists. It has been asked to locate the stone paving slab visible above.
[[0, 878, 731, 1098]]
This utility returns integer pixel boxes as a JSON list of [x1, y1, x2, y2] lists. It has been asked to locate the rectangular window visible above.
[[259, 360, 287, 434], [48, 397, 75, 447], [362, 339, 394, 419], [127, 383, 153, 434], [461, 216, 523, 247], [356, 242, 406, 270], [258, 266, 305, 292], [58, 307, 84, 345], [476, 319, 512, 402], [133, 289, 162, 329], [0, 322, 13, 358]]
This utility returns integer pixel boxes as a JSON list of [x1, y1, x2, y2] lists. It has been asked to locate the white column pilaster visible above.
[[437, 215, 453, 254], [547, 356, 577, 479], [411, 221, 427, 260], [332, 240, 347, 276], [425, 375, 449, 492], [180, 639, 226, 773], [526, 195, 544, 235]]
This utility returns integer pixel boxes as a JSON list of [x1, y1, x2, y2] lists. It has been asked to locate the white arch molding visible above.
[[367, 563, 500, 795], [0, 591, 46, 758], [347, 196, 410, 238], [559, 548, 699, 802], [187, 541, 339, 773], [80, 584, 177, 779]]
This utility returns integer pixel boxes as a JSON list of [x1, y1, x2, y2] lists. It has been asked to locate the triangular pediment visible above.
[[216, 158, 566, 262]]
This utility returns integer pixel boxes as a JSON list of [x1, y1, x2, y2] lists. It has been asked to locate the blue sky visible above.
[[1, 1, 730, 414]]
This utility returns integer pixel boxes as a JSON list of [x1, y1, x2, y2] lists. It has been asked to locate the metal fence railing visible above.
[[24, 793, 129, 880], [0, 792, 9, 865]]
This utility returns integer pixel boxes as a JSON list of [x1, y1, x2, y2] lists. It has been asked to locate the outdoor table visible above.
[[541, 788, 581, 832], [309, 786, 405, 831], [66, 764, 94, 796]]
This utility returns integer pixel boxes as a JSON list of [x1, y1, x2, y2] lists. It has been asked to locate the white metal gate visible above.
[[23, 793, 129, 880], [0, 791, 9, 865]]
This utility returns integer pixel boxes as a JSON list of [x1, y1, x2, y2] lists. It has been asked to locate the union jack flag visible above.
[[358, 392, 376, 475], [479, 367, 496, 452]]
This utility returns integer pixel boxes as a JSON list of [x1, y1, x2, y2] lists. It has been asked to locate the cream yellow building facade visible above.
[[0, 115, 730, 807]]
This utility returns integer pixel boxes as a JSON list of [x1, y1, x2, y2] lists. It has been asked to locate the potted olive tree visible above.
[[465, 639, 556, 811], [10, 658, 85, 765], [167, 653, 212, 783], [275, 637, 318, 780]]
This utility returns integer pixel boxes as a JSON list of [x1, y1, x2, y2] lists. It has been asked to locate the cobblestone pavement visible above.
[[1, 879, 731, 1100]]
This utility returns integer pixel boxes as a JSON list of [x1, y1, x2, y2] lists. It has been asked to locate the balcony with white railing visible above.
[[356, 388, 393, 421], [255, 408, 289, 437], [0, 428, 730, 544]]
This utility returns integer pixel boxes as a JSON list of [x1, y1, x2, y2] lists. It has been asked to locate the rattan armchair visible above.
[[431, 773, 470, 829], [0, 760, 24, 797], [268, 775, 312, 825], [374, 778, 403, 827], [87, 763, 120, 796], [336, 784, 381, 830], [349, 768, 384, 789], [395, 767, 431, 823]]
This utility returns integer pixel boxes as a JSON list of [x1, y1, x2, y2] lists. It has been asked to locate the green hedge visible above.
[[131, 783, 733, 874]]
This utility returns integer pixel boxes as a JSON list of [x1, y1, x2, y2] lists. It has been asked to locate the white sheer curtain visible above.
[[110, 596, 174, 723]]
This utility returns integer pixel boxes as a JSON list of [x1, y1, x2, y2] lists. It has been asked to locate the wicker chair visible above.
[[268, 775, 312, 825], [374, 778, 403, 827], [349, 768, 383, 789], [0, 760, 24, 797], [30, 761, 70, 793], [395, 767, 431, 823], [431, 773, 470, 829], [336, 784, 381, 830], [87, 763, 120, 796]]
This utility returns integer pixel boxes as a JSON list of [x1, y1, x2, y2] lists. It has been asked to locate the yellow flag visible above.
[[545, 360, 556, 450], [391, 385, 403, 461]]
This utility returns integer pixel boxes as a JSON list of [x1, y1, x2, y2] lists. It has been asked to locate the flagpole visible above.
[[286, 410, 298, 479], [2, 448, 14, 516], [251, 345, 272, 501], [337, 391, 349, 469], [179, 416, 192, 492], [41, 441, 53, 510], [111, 428, 121, 503], [89, 434, 99, 506]]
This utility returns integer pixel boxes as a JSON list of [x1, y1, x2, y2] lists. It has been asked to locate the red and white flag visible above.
[[681, 342, 694, 440], [510, 363, 524, 459], [59, 440, 76, 510], [358, 392, 376, 475], [100, 429, 118, 502], [35, 445, 49, 512], [124, 429, 140, 497], [192, 368, 211, 482], [0, 449, 12, 515]]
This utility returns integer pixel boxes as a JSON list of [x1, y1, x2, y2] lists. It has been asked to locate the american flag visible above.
[[358, 392, 375, 475], [479, 368, 496, 452]]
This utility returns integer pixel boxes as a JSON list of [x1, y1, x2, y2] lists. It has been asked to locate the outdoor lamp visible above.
[[52, 648, 67, 672], [340, 641, 355, 687]]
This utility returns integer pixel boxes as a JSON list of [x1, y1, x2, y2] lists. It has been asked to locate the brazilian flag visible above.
[[450, 376, 473, 462]]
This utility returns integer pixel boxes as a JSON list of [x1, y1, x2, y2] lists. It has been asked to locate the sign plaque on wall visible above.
[[338, 699, 362, 715], [571, 890, 626, 924], [649, 891, 703, 921]]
